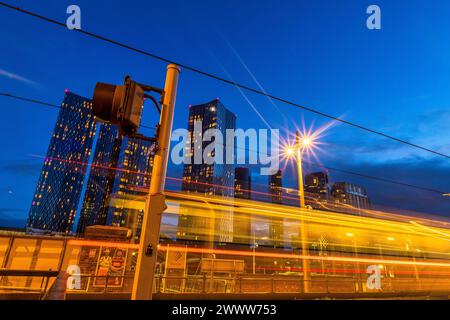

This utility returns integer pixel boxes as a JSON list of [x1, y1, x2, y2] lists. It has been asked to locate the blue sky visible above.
[[0, 0, 449, 227]]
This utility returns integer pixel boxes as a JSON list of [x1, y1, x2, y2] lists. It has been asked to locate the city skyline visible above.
[[19, 88, 376, 236], [0, 0, 449, 229], [1, 1, 450, 303]]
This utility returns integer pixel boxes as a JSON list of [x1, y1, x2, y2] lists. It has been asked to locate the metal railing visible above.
[[2, 271, 450, 298], [0, 269, 60, 299]]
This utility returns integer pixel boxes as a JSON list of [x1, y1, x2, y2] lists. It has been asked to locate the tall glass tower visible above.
[[105, 136, 155, 241], [76, 123, 122, 234], [178, 99, 236, 243], [27, 92, 96, 234], [233, 167, 252, 245], [182, 99, 236, 196], [269, 169, 284, 247]]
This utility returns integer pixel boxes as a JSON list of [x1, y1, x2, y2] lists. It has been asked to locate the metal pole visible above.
[[296, 130, 310, 293], [295, 131, 305, 209], [131, 64, 181, 300], [252, 232, 256, 275]]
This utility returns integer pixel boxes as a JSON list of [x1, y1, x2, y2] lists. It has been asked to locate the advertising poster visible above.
[[93, 246, 128, 288]]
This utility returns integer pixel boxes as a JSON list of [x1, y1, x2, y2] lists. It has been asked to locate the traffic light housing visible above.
[[93, 76, 146, 136]]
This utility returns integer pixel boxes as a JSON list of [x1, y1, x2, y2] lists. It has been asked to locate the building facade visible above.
[[269, 169, 283, 204], [268, 169, 283, 247], [234, 167, 251, 200], [76, 123, 122, 234], [234, 167, 252, 245], [331, 182, 370, 210], [305, 171, 330, 206], [182, 99, 236, 196], [105, 136, 155, 241], [28, 92, 96, 234], [178, 99, 236, 243]]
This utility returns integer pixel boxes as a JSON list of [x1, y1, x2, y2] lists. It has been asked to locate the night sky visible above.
[[0, 0, 449, 227]]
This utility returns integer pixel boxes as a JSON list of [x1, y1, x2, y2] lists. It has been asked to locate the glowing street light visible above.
[[300, 137, 312, 148], [283, 130, 316, 294], [283, 131, 315, 208], [286, 147, 296, 156]]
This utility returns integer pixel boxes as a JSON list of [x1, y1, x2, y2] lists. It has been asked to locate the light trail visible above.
[[410, 221, 450, 238], [28, 153, 450, 230], [159, 245, 450, 268], [64, 239, 450, 269], [256, 266, 450, 276], [68, 239, 139, 249]]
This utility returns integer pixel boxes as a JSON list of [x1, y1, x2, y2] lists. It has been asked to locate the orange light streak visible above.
[[158, 245, 450, 268]]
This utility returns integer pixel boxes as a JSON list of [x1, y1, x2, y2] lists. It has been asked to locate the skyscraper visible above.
[[305, 171, 330, 206], [77, 123, 122, 234], [28, 92, 96, 234], [178, 99, 236, 243], [331, 182, 370, 210], [182, 99, 236, 196], [234, 167, 252, 245], [268, 169, 283, 247], [105, 136, 155, 241], [234, 167, 251, 200], [269, 169, 283, 204]]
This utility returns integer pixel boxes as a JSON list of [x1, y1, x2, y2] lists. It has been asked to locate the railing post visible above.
[[104, 275, 109, 293], [202, 274, 207, 294], [1, 235, 14, 269], [239, 277, 242, 294], [41, 276, 51, 300], [157, 275, 161, 293]]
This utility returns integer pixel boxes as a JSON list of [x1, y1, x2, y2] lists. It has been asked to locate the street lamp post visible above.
[[252, 232, 258, 275], [295, 130, 306, 208], [288, 130, 312, 293]]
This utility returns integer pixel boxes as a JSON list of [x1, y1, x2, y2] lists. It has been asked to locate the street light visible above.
[[252, 232, 258, 275], [286, 147, 295, 157], [284, 130, 315, 208], [283, 130, 316, 293], [443, 193, 450, 197]]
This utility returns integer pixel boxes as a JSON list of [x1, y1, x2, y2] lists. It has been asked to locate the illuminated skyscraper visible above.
[[178, 99, 236, 242], [234, 167, 252, 245], [182, 99, 236, 196], [76, 123, 122, 234], [305, 171, 330, 207], [269, 169, 283, 204], [27, 92, 96, 234], [331, 182, 370, 210], [105, 136, 155, 241], [234, 167, 251, 200], [268, 169, 283, 247]]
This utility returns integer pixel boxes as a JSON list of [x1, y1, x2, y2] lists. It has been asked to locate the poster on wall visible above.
[[92, 246, 128, 288]]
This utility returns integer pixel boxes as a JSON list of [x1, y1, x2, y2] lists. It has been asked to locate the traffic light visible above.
[[93, 76, 146, 136]]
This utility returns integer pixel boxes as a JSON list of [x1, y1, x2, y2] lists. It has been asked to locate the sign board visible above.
[[166, 247, 187, 270], [93, 246, 128, 288], [200, 258, 245, 273]]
